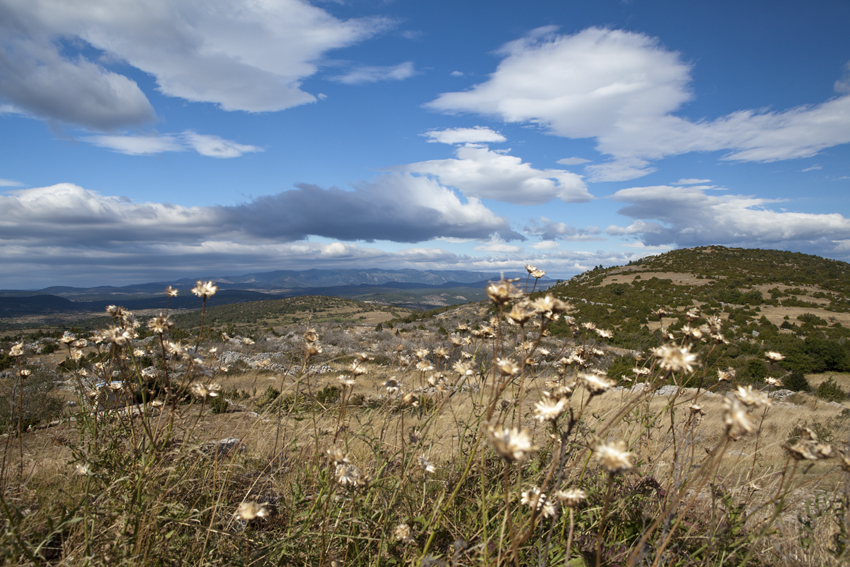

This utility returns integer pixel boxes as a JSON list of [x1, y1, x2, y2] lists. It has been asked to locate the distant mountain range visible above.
[[0, 268, 557, 318]]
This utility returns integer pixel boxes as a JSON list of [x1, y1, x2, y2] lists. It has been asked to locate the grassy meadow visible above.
[[3, 248, 850, 566]]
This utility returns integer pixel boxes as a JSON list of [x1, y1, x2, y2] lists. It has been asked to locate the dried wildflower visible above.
[[581, 372, 615, 395], [326, 447, 350, 465], [433, 347, 449, 360], [507, 301, 539, 325], [59, 332, 76, 344], [487, 424, 537, 463], [765, 351, 785, 362], [394, 523, 415, 544], [452, 360, 474, 376], [455, 323, 469, 333], [595, 440, 634, 474], [384, 377, 400, 394], [765, 376, 782, 387], [546, 384, 574, 401], [653, 344, 699, 374], [496, 358, 520, 376], [75, 463, 91, 476], [165, 285, 179, 297], [9, 342, 24, 357], [147, 315, 172, 334], [235, 502, 268, 521], [590, 347, 605, 357], [304, 343, 322, 357], [521, 487, 552, 516], [685, 308, 701, 321], [837, 448, 850, 472], [531, 295, 568, 314], [680, 325, 703, 340], [415, 348, 430, 360], [417, 455, 436, 474], [735, 385, 771, 409], [141, 367, 157, 378], [632, 367, 651, 377], [595, 328, 613, 339], [555, 488, 587, 508], [706, 316, 723, 333], [103, 326, 133, 345], [19, 369, 31, 378], [449, 335, 463, 346], [534, 396, 568, 423], [787, 434, 835, 461], [349, 361, 367, 375], [723, 398, 754, 440], [338, 375, 356, 388], [689, 403, 706, 417], [191, 280, 218, 298], [242, 337, 255, 345], [190, 382, 221, 399], [531, 269, 546, 279], [415, 361, 435, 373], [525, 264, 538, 274], [402, 392, 419, 407], [335, 463, 361, 486], [486, 278, 522, 305], [717, 368, 735, 382], [70, 348, 83, 361], [304, 328, 319, 343]]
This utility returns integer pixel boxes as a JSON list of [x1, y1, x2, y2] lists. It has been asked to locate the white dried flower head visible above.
[[717, 368, 735, 382], [19, 368, 31, 378], [765, 376, 782, 387], [133, 348, 146, 357], [689, 403, 706, 417], [384, 377, 400, 394], [452, 360, 474, 376], [595, 328, 613, 339], [304, 343, 322, 357], [338, 375, 356, 388], [59, 332, 76, 344], [496, 358, 520, 376], [70, 348, 83, 361], [735, 385, 771, 408], [414, 348, 430, 360], [555, 488, 587, 508], [242, 337, 255, 345], [590, 347, 605, 357], [235, 501, 268, 521], [525, 264, 538, 274], [531, 269, 546, 279], [415, 361, 435, 373], [534, 396, 568, 423], [653, 344, 699, 374], [449, 335, 463, 346], [594, 440, 634, 474], [394, 523, 415, 544], [632, 367, 651, 377], [75, 463, 91, 476], [9, 342, 24, 357], [326, 447, 349, 465], [706, 316, 723, 333], [433, 347, 449, 360], [104, 326, 133, 345], [581, 372, 615, 395], [191, 280, 218, 298], [766, 351, 785, 361], [582, 322, 596, 331], [402, 392, 419, 407], [72, 338, 88, 348], [303, 328, 319, 343], [685, 308, 701, 322], [487, 424, 537, 463], [335, 463, 361, 486], [546, 384, 574, 401], [507, 301, 539, 325], [165, 285, 179, 297], [521, 487, 546, 509], [349, 362, 367, 375], [141, 367, 157, 378], [680, 325, 703, 340], [455, 323, 469, 333], [417, 455, 436, 474], [190, 382, 221, 399], [147, 315, 173, 334], [723, 397, 754, 440], [486, 278, 523, 305]]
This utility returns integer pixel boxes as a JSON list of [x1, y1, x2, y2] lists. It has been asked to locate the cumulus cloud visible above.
[[524, 217, 604, 241], [82, 131, 263, 158], [556, 157, 591, 166], [607, 185, 850, 255], [0, 0, 392, 129], [0, 176, 519, 248], [427, 26, 850, 180], [393, 144, 591, 205], [331, 61, 415, 84], [531, 240, 559, 250], [423, 126, 506, 145], [474, 235, 524, 254]]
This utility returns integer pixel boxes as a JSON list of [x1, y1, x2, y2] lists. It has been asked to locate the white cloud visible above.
[[330, 61, 416, 84], [672, 178, 711, 185], [474, 235, 524, 254], [82, 131, 262, 158], [423, 127, 506, 145], [531, 240, 559, 250], [427, 27, 850, 180], [393, 144, 591, 205], [0, 178, 24, 187], [801, 165, 822, 172], [450, 71, 464, 77], [0, 0, 393, 128], [556, 157, 590, 166], [524, 217, 604, 241], [607, 185, 850, 255], [835, 61, 850, 93]]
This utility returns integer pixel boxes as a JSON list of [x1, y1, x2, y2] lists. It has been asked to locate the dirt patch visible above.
[[599, 272, 717, 287], [757, 305, 850, 327]]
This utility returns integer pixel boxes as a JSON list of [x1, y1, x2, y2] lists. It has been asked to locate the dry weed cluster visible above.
[[2, 272, 850, 566]]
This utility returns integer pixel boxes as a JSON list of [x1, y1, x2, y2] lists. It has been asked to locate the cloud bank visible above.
[[427, 27, 850, 181]]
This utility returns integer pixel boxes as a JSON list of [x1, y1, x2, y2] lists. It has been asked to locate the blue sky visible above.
[[1, 0, 850, 289]]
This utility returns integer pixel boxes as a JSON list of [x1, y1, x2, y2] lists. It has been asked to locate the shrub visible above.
[[783, 370, 811, 392], [815, 377, 846, 402]]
